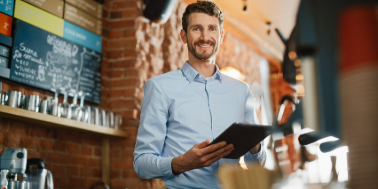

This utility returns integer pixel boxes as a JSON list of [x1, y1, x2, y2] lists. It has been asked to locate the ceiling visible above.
[[182, 0, 301, 62]]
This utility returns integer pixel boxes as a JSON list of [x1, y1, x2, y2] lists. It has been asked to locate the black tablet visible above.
[[209, 123, 272, 159]]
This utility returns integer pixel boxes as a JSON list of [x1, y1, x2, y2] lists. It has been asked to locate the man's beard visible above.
[[187, 39, 218, 61]]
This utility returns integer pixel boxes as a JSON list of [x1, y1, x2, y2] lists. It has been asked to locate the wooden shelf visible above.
[[0, 105, 128, 138]]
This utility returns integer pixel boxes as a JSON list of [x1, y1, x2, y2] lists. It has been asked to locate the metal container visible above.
[[8, 180, 27, 189], [39, 99, 50, 114], [99, 109, 107, 127], [106, 111, 114, 128], [114, 113, 122, 130], [49, 91, 60, 117], [6, 91, 24, 108], [24, 95, 41, 112], [90, 107, 99, 125], [49, 99, 60, 117], [0, 92, 7, 105]]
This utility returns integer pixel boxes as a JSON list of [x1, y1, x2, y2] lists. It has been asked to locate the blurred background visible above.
[[141, 0, 378, 188], [0, 0, 376, 188]]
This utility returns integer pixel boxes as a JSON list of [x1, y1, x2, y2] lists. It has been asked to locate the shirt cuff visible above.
[[244, 142, 266, 165], [158, 156, 175, 179]]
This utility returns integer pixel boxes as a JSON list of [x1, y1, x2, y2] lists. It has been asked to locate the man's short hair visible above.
[[182, 1, 223, 33]]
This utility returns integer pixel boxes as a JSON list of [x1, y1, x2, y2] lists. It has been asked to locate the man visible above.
[[134, 1, 266, 188]]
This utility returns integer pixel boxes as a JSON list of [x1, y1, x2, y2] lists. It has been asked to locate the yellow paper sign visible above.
[[14, 0, 64, 36]]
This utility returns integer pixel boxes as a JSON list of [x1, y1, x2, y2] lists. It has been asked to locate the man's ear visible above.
[[220, 29, 225, 44], [180, 29, 187, 44]]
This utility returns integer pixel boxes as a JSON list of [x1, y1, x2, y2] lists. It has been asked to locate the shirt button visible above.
[[211, 104, 214, 106]]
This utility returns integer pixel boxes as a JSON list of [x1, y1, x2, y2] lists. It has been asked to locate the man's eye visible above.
[[193, 28, 199, 31], [210, 28, 216, 31]]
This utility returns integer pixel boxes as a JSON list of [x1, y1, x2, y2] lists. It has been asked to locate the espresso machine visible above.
[[0, 148, 28, 189]]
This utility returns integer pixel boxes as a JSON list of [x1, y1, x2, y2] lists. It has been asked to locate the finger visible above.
[[206, 148, 234, 166], [202, 147, 225, 161], [246, 121, 251, 124], [195, 139, 211, 149], [202, 144, 233, 161], [221, 146, 234, 157], [200, 141, 227, 154]]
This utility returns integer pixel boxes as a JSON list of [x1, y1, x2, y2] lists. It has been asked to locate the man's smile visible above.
[[197, 44, 212, 48], [194, 41, 215, 52]]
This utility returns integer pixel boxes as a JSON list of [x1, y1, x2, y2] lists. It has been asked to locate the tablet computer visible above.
[[209, 123, 272, 159]]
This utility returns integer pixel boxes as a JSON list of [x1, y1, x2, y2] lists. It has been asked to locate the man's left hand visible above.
[[249, 143, 261, 154], [246, 121, 261, 154]]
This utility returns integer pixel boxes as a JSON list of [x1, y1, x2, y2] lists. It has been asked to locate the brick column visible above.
[[102, 0, 151, 188]]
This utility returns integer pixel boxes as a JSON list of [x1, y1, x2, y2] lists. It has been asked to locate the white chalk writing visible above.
[[47, 35, 78, 57], [20, 43, 38, 57]]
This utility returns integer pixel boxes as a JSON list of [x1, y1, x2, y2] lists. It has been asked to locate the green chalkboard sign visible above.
[[10, 20, 101, 103]]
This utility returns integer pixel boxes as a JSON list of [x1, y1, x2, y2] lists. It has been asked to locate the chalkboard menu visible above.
[[10, 20, 101, 103]]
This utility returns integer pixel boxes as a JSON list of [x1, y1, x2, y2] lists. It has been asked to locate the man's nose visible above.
[[200, 30, 210, 41]]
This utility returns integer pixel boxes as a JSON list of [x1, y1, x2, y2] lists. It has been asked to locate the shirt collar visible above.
[[181, 61, 223, 83]]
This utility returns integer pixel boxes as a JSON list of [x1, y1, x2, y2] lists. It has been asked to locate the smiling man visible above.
[[133, 1, 266, 188]]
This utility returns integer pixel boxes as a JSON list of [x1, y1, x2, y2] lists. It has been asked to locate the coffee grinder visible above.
[[25, 158, 54, 189]]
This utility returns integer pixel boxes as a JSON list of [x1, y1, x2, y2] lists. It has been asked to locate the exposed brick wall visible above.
[[102, 0, 149, 188], [162, 2, 188, 73], [217, 33, 261, 84]]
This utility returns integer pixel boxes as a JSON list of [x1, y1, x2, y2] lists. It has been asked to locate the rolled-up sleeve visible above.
[[133, 79, 175, 179]]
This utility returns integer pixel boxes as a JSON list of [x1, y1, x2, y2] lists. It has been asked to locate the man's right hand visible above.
[[171, 139, 234, 175]]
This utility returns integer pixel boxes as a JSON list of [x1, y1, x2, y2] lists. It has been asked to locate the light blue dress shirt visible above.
[[134, 62, 266, 189]]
